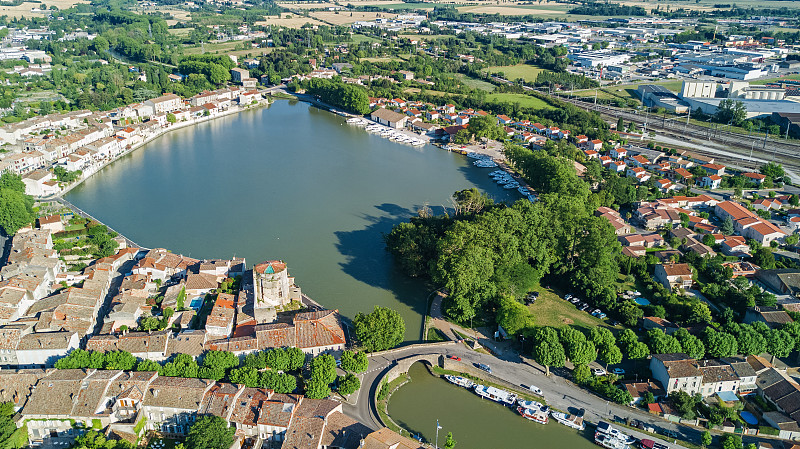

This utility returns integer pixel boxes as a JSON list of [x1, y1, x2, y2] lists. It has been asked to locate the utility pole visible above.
[[684, 107, 691, 133]]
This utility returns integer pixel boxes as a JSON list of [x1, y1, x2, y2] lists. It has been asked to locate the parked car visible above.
[[570, 297, 580, 304], [528, 385, 543, 395], [611, 368, 625, 375], [447, 355, 461, 361], [596, 313, 607, 319], [592, 368, 607, 376], [476, 363, 492, 374], [564, 294, 573, 300], [592, 309, 601, 315]]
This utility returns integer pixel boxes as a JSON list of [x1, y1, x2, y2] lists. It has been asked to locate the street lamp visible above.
[[435, 420, 442, 449]]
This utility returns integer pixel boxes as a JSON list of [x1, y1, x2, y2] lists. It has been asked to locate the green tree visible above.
[[353, 306, 405, 352], [286, 347, 306, 371], [336, 373, 361, 395], [703, 329, 738, 358], [340, 350, 368, 373], [598, 344, 623, 369], [761, 162, 785, 180], [766, 329, 795, 358], [675, 329, 706, 360], [166, 112, 177, 123], [496, 296, 532, 336], [626, 341, 650, 360], [721, 435, 742, 449], [715, 99, 747, 126], [452, 128, 472, 145], [753, 247, 776, 269], [136, 359, 161, 372], [572, 364, 591, 384], [310, 353, 337, 385], [444, 432, 457, 449], [304, 377, 331, 399], [186, 416, 234, 449], [532, 327, 565, 376], [265, 348, 289, 371], [103, 351, 137, 370], [0, 188, 34, 236], [567, 340, 597, 366], [701, 430, 712, 448], [720, 217, 734, 235]]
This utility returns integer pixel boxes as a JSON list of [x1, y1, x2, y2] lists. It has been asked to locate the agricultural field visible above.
[[483, 64, 544, 83], [0, 0, 87, 18], [485, 92, 553, 108], [309, 10, 396, 25], [404, 87, 451, 96], [457, 3, 571, 16], [451, 73, 496, 92], [184, 41, 271, 58], [254, 13, 327, 28]]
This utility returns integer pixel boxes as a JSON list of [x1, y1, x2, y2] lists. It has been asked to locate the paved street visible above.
[[345, 341, 790, 449]]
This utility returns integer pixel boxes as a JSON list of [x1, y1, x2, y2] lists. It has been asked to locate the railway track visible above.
[[556, 96, 800, 173]]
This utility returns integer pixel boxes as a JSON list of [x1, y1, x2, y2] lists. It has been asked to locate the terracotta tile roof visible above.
[[319, 411, 371, 448], [282, 416, 326, 449], [253, 260, 287, 275], [143, 377, 214, 410]]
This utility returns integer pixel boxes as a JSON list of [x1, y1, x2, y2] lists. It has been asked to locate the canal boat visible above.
[[596, 421, 636, 445], [444, 375, 475, 389], [473, 384, 516, 406], [550, 410, 585, 430], [503, 182, 520, 189], [639, 439, 669, 449], [517, 405, 549, 424], [595, 432, 629, 449], [517, 399, 548, 413]]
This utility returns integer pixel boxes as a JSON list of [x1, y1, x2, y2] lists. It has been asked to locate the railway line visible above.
[[556, 96, 800, 173]]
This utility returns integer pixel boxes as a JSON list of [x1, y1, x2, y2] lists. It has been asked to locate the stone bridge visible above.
[[382, 353, 443, 384]]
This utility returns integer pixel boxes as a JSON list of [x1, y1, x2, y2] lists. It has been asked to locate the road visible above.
[[344, 343, 790, 449]]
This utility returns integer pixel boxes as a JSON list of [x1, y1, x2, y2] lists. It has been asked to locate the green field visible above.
[[573, 80, 683, 104], [486, 93, 553, 109], [528, 289, 613, 332], [364, 2, 434, 10], [483, 64, 544, 83], [751, 74, 800, 85], [451, 73, 495, 92]]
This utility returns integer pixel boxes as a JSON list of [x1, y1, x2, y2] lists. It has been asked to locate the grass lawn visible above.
[[485, 93, 553, 109], [527, 289, 611, 332], [64, 223, 85, 232], [365, 2, 434, 10], [451, 73, 495, 92], [751, 74, 800, 85], [404, 87, 452, 97], [483, 64, 544, 83]]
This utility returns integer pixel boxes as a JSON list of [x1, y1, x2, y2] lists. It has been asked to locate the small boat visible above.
[[597, 422, 636, 445], [504, 182, 520, 189], [444, 375, 475, 389], [550, 410, 585, 430], [517, 405, 549, 424], [473, 385, 516, 406], [595, 432, 628, 449], [517, 186, 529, 195]]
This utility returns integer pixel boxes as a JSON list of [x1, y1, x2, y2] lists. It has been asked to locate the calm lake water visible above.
[[66, 100, 519, 339], [389, 363, 598, 449]]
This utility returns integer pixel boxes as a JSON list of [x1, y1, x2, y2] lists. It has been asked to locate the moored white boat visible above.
[[517, 405, 549, 424], [594, 432, 629, 449], [550, 410, 585, 430], [473, 384, 516, 405], [444, 375, 475, 389]]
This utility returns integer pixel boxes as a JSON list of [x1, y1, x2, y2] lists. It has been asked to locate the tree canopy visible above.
[[186, 416, 235, 449], [353, 306, 405, 352]]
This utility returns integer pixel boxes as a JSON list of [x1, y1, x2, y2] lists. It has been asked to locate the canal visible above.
[[388, 363, 598, 449], [65, 100, 519, 340]]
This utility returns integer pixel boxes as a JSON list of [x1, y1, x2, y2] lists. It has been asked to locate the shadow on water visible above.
[[334, 203, 432, 317]]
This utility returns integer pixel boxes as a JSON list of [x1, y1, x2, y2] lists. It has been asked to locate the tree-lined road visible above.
[[343, 342, 788, 449]]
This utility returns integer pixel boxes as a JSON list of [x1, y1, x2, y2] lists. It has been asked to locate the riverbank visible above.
[[40, 96, 273, 201]]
